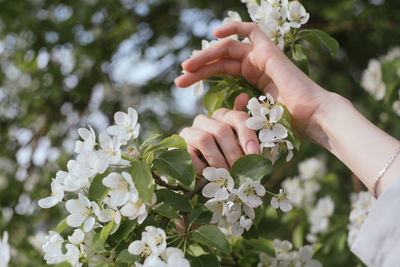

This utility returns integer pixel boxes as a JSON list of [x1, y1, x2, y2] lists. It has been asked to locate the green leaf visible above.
[[243, 238, 275, 255], [88, 172, 109, 203], [92, 232, 106, 253], [292, 224, 304, 249], [54, 218, 68, 234], [116, 249, 141, 264], [290, 44, 308, 75], [152, 149, 195, 188], [188, 204, 212, 225], [278, 104, 300, 151], [203, 84, 227, 115], [147, 134, 187, 153], [108, 219, 137, 247], [140, 133, 162, 151], [154, 203, 181, 219], [302, 29, 339, 57], [286, 126, 301, 151], [191, 225, 229, 254], [99, 220, 114, 245], [130, 160, 154, 203], [230, 154, 272, 181], [155, 189, 191, 212], [190, 254, 220, 267]]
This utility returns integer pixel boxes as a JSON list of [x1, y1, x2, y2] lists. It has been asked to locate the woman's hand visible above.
[[179, 93, 259, 172], [175, 22, 335, 144]]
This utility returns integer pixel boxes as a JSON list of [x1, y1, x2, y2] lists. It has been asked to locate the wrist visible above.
[[307, 91, 351, 150]]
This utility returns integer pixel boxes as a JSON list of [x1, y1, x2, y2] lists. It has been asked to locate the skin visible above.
[[175, 22, 400, 197]]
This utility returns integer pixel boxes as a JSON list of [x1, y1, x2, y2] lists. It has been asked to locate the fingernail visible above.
[[247, 141, 259, 154]]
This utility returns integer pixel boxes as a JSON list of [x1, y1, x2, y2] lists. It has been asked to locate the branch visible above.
[[184, 177, 208, 199], [152, 172, 187, 191]]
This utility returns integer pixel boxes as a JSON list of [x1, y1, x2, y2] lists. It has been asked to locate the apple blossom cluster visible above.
[[42, 230, 85, 266], [244, 0, 309, 49], [38, 107, 140, 210], [201, 167, 266, 237], [306, 196, 335, 243], [257, 239, 322, 267], [246, 94, 294, 163], [347, 191, 375, 247], [361, 46, 400, 115], [38, 107, 167, 266], [282, 157, 326, 208], [0, 231, 10, 267], [128, 226, 189, 267], [361, 59, 387, 101]]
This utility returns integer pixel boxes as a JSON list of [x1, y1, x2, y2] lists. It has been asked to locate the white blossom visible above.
[[15, 193, 36, 215], [103, 172, 138, 208], [393, 99, 400, 116], [68, 229, 85, 245], [38, 179, 64, 208], [107, 107, 140, 144], [161, 247, 190, 267], [347, 191, 375, 247], [28, 231, 47, 253], [56, 160, 91, 192], [202, 167, 234, 201], [43, 231, 65, 264], [258, 240, 321, 267], [0, 231, 10, 267], [271, 188, 292, 212], [128, 226, 167, 258], [65, 244, 82, 267], [204, 198, 229, 223], [298, 157, 326, 180], [308, 196, 335, 236], [120, 194, 156, 224], [361, 59, 386, 100], [237, 178, 266, 208], [287, 1, 309, 28], [66, 193, 100, 232], [75, 125, 96, 154], [99, 133, 122, 164], [283, 177, 321, 208]]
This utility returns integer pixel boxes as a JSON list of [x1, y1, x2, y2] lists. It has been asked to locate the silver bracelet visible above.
[[374, 146, 400, 197]]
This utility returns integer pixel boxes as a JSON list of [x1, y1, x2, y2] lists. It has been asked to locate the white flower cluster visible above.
[[347, 191, 375, 247], [38, 107, 156, 265], [246, 94, 294, 163], [0, 231, 10, 267], [270, 188, 292, 212], [282, 157, 326, 208], [361, 46, 400, 115], [257, 239, 322, 267], [42, 230, 85, 266], [361, 59, 386, 101], [306, 196, 335, 243], [128, 226, 189, 267], [201, 167, 265, 237], [245, 0, 309, 49], [39, 107, 140, 209]]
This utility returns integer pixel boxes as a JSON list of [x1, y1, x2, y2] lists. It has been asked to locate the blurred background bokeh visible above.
[[0, 0, 399, 266]]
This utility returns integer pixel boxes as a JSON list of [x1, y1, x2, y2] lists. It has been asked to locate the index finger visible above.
[[213, 22, 271, 45]]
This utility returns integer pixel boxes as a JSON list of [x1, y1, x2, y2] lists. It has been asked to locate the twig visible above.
[[152, 172, 187, 191]]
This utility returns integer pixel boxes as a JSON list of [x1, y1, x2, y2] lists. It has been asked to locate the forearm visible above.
[[314, 92, 400, 197]]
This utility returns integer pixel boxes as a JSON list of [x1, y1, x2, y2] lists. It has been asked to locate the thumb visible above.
[[233, 93, 249, 111]]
